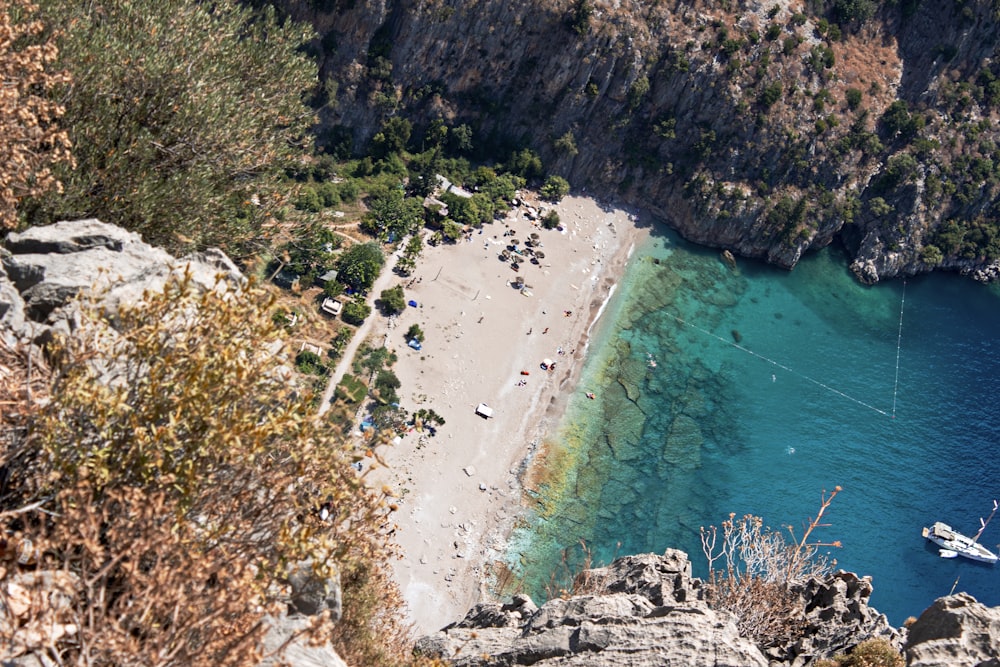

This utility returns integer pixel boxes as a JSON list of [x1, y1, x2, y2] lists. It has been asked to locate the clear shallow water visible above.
[[506, 228, 1000, 626]]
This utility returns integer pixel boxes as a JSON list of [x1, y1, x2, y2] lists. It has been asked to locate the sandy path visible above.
[[361, 195, 649, 633]]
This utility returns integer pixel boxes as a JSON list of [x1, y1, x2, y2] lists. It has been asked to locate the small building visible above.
[[321, 297, 343, 316], [475, 403, 494, 419]]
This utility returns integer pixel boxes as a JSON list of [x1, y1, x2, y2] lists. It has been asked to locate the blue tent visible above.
[[408, 300, 418, 307], [408, 338, 422, 351]]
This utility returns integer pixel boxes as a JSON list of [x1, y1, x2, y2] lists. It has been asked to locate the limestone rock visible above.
[[259, 615, 348, 667], [780, 571, 901, 666], [904, 593, 1000, 667], [1, 219, 243, 340], [416, 552, 767, 666], [286, 561, 342, 619]]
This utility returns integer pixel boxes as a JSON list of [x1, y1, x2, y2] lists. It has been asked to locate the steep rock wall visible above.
[[283, 0, 1000, 283]]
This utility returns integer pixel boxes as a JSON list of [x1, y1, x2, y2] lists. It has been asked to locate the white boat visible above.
[[922, 521, 999, 564]]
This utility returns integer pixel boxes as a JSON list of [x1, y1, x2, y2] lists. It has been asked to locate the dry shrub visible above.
[[0, 273, 413, 665], [701, 487, 842, 648], [814, 638, 904, 667], [0, 0, 73, 229]]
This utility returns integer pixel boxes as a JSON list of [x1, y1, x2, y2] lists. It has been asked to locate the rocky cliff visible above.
[[417, 551, 1000, 667], [280, 0, 1000, 284]]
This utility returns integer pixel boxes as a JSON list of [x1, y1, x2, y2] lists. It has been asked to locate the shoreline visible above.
[[365, 195, 650, 633]]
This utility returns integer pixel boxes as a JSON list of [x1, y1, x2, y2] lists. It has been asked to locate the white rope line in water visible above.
[[891, 280, 906, 420], [665, 312, 891, 417]]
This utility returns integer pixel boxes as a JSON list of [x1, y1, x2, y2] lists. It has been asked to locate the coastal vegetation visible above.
[[700, 487, 844, 648], [0, 275, 414, 665]]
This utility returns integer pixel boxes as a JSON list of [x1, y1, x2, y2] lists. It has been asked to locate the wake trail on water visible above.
[[665, 294, 908, 419]]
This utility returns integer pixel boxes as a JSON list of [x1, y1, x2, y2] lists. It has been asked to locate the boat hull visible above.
[[923, 522, 999, 564]]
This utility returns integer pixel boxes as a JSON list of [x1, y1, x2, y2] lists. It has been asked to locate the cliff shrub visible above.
[[814, 638, 903, 667], [26, 0, 317, 259], [700, 487, 842, 649], [0, 0, 73, 230], [0, 273, 410, 665]]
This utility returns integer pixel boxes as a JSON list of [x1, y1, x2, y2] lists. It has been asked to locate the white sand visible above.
[[365, 195, 649, 633]]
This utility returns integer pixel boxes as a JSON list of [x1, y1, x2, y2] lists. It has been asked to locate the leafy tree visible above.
[[377, 285, 407, 316], [920, 244, 943, 265], [541, 175, 571, 202], [361, 190, 423, 241], [879, 100, 924, 140], [370, 117, 412, 157], [505, 148, 544, 181], [337, 242, 385, 291], [278, 219, 342, 284], [441, 219, 463, 242], [1, 0, 73, 229], [833, 0, 878, 26], [449, 123, 474, 154], [567, 0, 593, 35], [28, 0, 317, 258], [627, 75, 650, 111], [342, 296, 372, 325], [405, 323, 425, 342], [3, 274, 408, 665], [374, 369, 402, 404]]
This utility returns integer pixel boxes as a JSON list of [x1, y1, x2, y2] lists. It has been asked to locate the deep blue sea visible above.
[[506, 226, 1000, 626]]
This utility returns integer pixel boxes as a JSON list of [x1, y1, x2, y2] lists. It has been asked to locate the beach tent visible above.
[[475, 403, 494, 419], [408, 338, 422, 350], [541, 358, 554, 370]]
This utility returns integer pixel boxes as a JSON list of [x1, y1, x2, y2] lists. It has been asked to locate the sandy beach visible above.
[[365, 195, 650, 633]]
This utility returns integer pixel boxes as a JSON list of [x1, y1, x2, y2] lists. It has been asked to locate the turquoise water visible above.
[[506, 227, 1000, 626]]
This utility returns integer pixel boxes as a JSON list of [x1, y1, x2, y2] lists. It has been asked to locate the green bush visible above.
[[377, 286, 407, 316], [29, 0, 317, 258], [295, 350, 327, 375], [342, 298, 372, 326], [759, 82, 783, 108], [542, 210, 561, 230], [405, 323, 425, 342], [845, 88, 863, 110], [541, 175, 571, 202]]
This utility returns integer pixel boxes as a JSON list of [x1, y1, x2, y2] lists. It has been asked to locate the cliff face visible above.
[[417, 551, 1000, 667], [283, 0, 1000, 283]]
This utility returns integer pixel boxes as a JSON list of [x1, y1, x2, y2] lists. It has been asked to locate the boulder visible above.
[[904, 593, 1000, 667], [1, 219, 243, 337]]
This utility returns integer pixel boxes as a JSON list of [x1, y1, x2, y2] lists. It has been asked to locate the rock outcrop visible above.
[[0, 219, 243, 346], [904, 593, 1000, 667], [416, 551, 900, 666]]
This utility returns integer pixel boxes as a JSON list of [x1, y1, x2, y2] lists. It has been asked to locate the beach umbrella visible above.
[[530, 232, 540, 240], [534, 250, 545, 259]]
